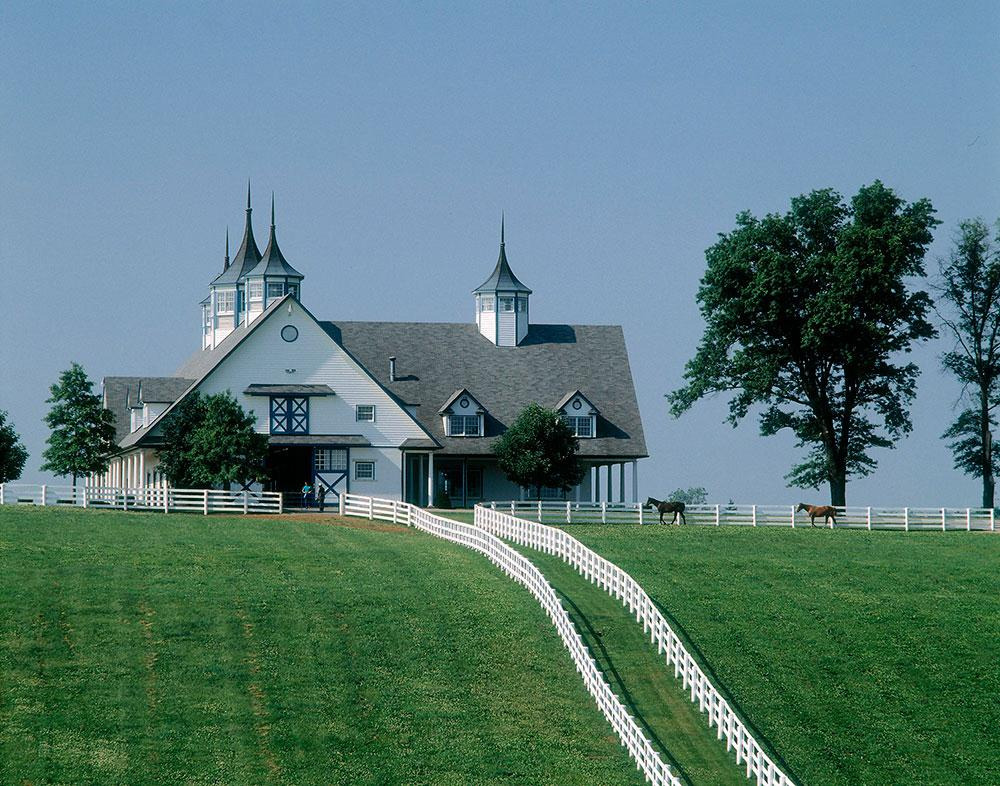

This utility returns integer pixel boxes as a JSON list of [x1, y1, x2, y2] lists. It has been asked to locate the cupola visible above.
[[242, 194, 304, 323], [474, 216, 531, 346]]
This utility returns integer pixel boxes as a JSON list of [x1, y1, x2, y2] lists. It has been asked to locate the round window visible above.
[[572, 399, 582, 410], [281, 325, 299, 343], [460, 398, 470, 409]]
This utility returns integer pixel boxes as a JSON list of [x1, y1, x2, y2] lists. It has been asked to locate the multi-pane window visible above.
[[315, 448, 347, 472], [216, 289, 235, 314], [516, 297, 526, 312], [566, 416, 593, 438], [480, 295, 495, 312], [356, 404, 376, 422], [499, 297, 514, 312], [270, 397, 308, 434], [267, 282, 285, 300], [354, 460, 375, 480], [449, 414, 480, 436], [248, 280, 263, 301]]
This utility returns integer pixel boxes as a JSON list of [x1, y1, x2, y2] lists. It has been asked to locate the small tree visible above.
[[669, 182, 938, 506], [492, 403, 585, 499], [41, 363, 117, 488], [158, 392, 268, 489], [667, 486, 708, 505], [0, 410, 28, 483], [935, 218, 1000, 508]]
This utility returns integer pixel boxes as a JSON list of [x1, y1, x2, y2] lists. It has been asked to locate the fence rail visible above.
[[338, 493, 681, 786], [475, 503, 795, 786], [0, 483, 283, 515], [492, 500, 997, 532]]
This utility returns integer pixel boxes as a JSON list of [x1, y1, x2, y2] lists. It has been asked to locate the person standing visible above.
[[317, 484, 327, 513], [301, 480, 313, 508]]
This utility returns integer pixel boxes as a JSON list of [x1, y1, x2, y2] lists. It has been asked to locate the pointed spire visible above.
[[247, 178, 252, 212], [222, 227, 230, 271], [271, 192, 276, 228], [501, 212, 505, 246]]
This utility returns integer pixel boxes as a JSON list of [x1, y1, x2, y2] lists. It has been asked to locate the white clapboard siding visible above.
[[498, 311, 517, 346], [164, 300, 429, 447]]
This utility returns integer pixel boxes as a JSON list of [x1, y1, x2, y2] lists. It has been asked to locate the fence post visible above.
[[941, 508, 946, 531], [82, 486, 88, 509], [751, 505, 757, 527], [715, 504, 720, 526], [122, 488, 127, 511], [867, 507, 872, 530], [392, 500, 398, 524], [244, 491, 249, 515], [510, 501, 515, 517], [278, 492, 284, 515], [638, 503, 644, 526], [339, 493, 345, 516], [0, 484, 3, 505], [601, 501, 607, 524], [904, 507, 909, 532], [966, 508, 971, 531], [790, 505, 795, 528], [991, 508, 995, 532], [368, 496, 373, 520], [41, 485, 47, 507], [203, 489, 209, 516], [164, 488, 169, 514], [566, 501, 571, 524], [538, 500, 543, 523]]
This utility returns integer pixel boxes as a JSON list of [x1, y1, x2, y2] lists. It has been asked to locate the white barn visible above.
[[93, 192, 647, 506]]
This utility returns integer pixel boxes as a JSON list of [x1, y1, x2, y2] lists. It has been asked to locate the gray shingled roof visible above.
[[102, 376, 194, 442], [211, 193, 261, 286], [473, 241, 532, 294], [245, 200, 304, 280], [321, 321, 646, 458]]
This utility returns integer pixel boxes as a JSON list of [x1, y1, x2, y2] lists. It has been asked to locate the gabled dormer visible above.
[[474, 217, 531, 346], [439, 388, 485, 437], [556, 390, 598, 438]]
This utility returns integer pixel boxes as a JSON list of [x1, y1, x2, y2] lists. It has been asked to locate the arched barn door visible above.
[[313, 448, 348, 498]]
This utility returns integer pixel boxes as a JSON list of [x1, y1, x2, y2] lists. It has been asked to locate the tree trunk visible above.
[[72, 473, 77, 490], [983, 425, 995, 509], [828, 475, 846, 507]]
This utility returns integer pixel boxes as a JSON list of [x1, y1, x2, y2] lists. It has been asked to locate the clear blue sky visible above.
[[1, 2, 998, 505]]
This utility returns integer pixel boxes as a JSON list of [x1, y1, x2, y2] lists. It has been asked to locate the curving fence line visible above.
[[475, 504, 796, 786], [338, 493, 682, 786], [495, 499, 997, 531]]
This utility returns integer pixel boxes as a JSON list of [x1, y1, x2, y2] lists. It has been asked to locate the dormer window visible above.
[[448, 414, 482, 437], [248, 280, 263, 301], [566, 416, 593, 438], [480, 295, 495, 312], [216, 289, 235, 314], [267, 282, 285, 300], [499, 297, 514, 312], [556, 390, 599, 439]]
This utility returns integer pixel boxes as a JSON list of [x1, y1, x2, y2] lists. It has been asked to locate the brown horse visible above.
[[645, 497, 687, 525], [796, 503, 838, 528]]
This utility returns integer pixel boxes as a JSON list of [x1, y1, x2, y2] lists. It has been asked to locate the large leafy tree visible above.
[[935, 218, 1000, 508], [41, 363, 117, 488], [669, 182, 938, 506], [158, 391, 268, 489], [493, 403, 585, 499], [0, 410, 29, 483]]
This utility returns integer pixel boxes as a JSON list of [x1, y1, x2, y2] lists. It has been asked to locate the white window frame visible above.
[[216, 289, 235, 315], [499, 296, 514, 312], [315, 448, 347, 472], [354, 460, 376, 481], [480, 295, 495, 312], [566, 415, 594, 438], [267, 282, 285, 299], [448, 414, 481, 437], [356, 404, 376, 422], [248, 280, 263, 301]]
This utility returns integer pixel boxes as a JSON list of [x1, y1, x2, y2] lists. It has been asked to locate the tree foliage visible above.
[[669, 182, 938, 505], [158, 392, 269, 489], [41, 363, 117, 487], [0, 410, 28, 483], [667, 486, 708, 505], [492, 403, 585, 498], [935, 218, 1000, 507]]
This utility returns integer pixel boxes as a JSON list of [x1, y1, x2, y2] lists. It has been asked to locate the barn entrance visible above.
[[267, 446, 312, 495]]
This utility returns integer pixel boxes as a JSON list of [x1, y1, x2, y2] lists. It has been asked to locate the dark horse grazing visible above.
[[796, 503, 838, 528], [645, 497, 686, 525]]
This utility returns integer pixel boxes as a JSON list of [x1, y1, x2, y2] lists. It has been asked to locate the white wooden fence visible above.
[[475, 503, 796, 786], [0, 483, 283, 515], [494, 500, 997, 531], [337, 493, 682, 786]]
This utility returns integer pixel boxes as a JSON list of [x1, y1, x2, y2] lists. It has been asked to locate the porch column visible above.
[[619, 463, 625, 503], [606, 463, 612, 503], [462, 459, 468, 509], [590, 465, 597, 503], [139, 451, 145, 489], [575, 474, 581, 502], [400, 452, 407, 502], [426, 452, 434, 507], [632, 460, 638, 502]]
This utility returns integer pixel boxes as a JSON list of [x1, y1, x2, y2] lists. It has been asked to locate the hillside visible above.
[[0, 507, 644, 785]]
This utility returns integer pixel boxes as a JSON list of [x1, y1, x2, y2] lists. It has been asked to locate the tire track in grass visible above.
[[235, 603, 282, 780]]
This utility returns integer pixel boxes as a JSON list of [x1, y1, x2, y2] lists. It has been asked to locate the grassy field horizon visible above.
[[0, 506, 646, 785]]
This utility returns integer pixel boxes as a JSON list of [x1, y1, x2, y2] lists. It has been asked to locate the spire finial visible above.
[[223, 227, 230, 271], [501, 211, 505, 246], [247, 178, 252, 212], [271, 192, 275, 228]]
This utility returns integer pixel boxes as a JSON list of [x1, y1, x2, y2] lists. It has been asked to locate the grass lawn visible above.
[[543, 524, 1000, 786], [0, 506, 646, 786]]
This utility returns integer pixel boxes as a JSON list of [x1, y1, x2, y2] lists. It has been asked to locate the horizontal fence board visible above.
[[0, 484, 282, 515]]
